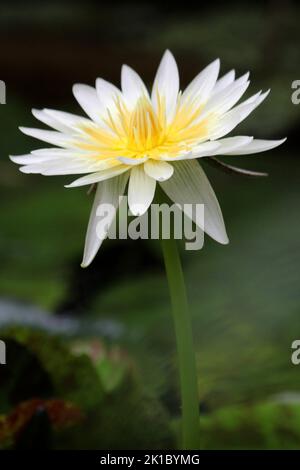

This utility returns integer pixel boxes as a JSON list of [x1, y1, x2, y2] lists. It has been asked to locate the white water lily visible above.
[[11, 50, 285, 267]]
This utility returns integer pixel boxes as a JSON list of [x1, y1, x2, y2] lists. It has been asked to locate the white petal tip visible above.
[[161, 49, 176, 64], [72, 83, 80, 92], [272, 137, 287, 147], [80, 261, 89, 269], [72, 83, 85, 97], [130, 204, 147, 217], [213, 234, 229, 245], [19, 166, 32, 174]]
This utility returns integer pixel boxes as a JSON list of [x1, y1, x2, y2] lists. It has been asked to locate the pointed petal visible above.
[[151, 50, 179, 124], [10, 154, 40, 164], [208, 88, 269, 140], [81, 173, 129, 267], [19, 127, 73, 147], [182, 58, 220, 103], [31, 148, 91, 158], [73, 84, 103, 123], [160, 160, 228, 244], [128, 166, 156, 216], [209, 112, 243, 140], [189, 141, 221, 158], [208, 136, 254, 155], [201, 75, 250, 118], [19, 157, 117, 176], [42, 108, 91, 130], [19, 162, 88, 175], [96, 78, 122, 115], [160, 142, 221, 162], [65, 165, 129, 187], [10, 149, 95, 166], [144, 160, 174, 181], [212, 70, 235, 95], [32, 109, 71, 133], [223, 89, 270, 124], [226, 138, 286, 155], [121, 65, 149, 107]]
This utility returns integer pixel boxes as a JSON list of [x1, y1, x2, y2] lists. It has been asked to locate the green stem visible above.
[[160, 236, 200, 449]]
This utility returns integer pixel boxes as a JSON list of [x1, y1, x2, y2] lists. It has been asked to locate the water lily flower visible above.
[[10, 50, 285, 267], [10, 50, 287, 450]]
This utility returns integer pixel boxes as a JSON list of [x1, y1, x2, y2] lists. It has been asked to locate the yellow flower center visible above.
[[76, 93, 212, 164]]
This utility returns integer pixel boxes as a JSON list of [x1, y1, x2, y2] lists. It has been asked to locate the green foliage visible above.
[[200, 402, 300, 450], [67, 375, 173, 450], [0, 329, 173, 449], [0, 328, 103, 411]]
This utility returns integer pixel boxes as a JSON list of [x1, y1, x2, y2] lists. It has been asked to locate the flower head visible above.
[[11, 50, 285, 266]]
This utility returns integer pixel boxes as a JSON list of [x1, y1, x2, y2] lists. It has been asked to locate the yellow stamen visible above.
[[75, 92, 211, 163]]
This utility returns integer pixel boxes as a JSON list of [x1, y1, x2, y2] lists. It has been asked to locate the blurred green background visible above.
[[0, 0, 299, 449]]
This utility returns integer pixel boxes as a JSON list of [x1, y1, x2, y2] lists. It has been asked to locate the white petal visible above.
[[201, 76, 250, 118], [11, 149, 93, 165], [32, 109, 71, 133], [81, 172, 129, 267], [10, 154, 38, 164], [19, 165, 44, 174], [128, 166, 156, 216], [65, 165, 129, 187], [160, 160, 228, 244], [160, 151, 191, 161], [160, 142, 221, 162], [208, 88, 268, 140], [208, 136, 254, 155], [212, 70, 235, 95], [121, 65, 149, 107], [226, 138, 286, 155], [151, 50, 179, 124], [31, 148, 91, 158], [19, 127, 74, 147], [182, 58, 220, 103], [96, 78, 122, 114], [233, 72, 250, 86], [73, 84, 103, 123], [20, 162, 92, 175], [189, 141, 221, 158], [42, 109, 91, 131], [19, 161, 89, 175], [209, 112, 243, 140], [144, 160, 174, 181], [224, 89, 270, 123], [117, 156, 148, 165], [13, 146, 122, 175]]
